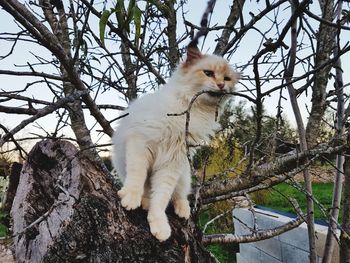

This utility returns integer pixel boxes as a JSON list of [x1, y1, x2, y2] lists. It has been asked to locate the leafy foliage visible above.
[[196, 103, 246, 234], [99, 9, 112, 47], [99, 0, 142, 47], [196, 101, 300, 238], [228, 101, 297, 160]]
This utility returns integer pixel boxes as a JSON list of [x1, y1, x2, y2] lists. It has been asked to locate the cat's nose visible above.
[[217, 82, 225, 90]]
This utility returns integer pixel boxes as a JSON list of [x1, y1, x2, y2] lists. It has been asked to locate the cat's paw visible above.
[[118, 187, 142, 210], [148, 217, 171, 241], [174, 199, 191, 219]]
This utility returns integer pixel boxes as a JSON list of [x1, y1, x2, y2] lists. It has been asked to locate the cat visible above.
[[112, 44, 239, 241]]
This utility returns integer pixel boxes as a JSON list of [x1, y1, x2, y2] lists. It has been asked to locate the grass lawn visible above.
[[0, 223, 7, 237], [0, 212, 8, 237], [256, 182, 341, 223]]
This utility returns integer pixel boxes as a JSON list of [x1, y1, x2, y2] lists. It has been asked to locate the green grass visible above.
[[199, 211, 237, 263], [0, 212, 8, 237], [256, 182, 341, 223], [207, 243, 237, 263], [0, 223, 7, 237]]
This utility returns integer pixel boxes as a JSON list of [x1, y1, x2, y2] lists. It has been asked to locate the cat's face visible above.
[[179, 45, 239, 105]]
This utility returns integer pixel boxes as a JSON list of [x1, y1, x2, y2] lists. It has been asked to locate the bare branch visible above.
[[0, 90, 88, 147], [200, 144, 346, 202], [0, 69, 64, 81], [203, 212, 304, 245], [0, 105, 37, 115]]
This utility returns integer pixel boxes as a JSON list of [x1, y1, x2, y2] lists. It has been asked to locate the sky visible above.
[[0, 0, 349, 157]]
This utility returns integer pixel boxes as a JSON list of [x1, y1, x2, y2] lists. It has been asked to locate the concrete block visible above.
[[254, 211, 288, 229], [233, 209, 255, 235], [239, 244, 261, 261], [233, 208, 299, 236], [234, 220, 251, 236], [281, 243, 309, 263], [236, 253, 250, 263], [233, 208, 251, 223], [253, 238, 282, 260], [279, 224, 309, 251], [233, 208, 340, 263], [260, 249, 282, 263], [240, 243, 283, 263]]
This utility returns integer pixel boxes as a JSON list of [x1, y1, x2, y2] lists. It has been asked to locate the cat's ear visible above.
[[185, 43, 202, 66]]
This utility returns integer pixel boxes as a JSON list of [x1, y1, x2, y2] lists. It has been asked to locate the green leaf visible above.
[[115, 0, 126, 31], [127, 0, 136, 16], [126, 0, 136, 27], [99, 9, 112, 46], [133, 5, 142, 48]]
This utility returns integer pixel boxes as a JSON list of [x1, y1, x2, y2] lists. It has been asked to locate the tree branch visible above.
[[0, 90, 88, 147], [214, 0, 246, 55], [0, 105, 37, 115], [202, 216, 304, 245], [0, 69, 64, 81], [203, 198, 305, 245], [0, 0, 114, 137], [199, 144, 346, 202]]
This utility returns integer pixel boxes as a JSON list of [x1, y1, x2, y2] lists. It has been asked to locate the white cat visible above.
[[112, 45, 239, 241]]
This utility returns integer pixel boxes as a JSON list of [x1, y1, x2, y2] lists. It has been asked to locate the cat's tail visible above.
[[188, 0, 216, 49]]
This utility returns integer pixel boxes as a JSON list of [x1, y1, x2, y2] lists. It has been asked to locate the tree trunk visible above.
[[305, 0, 335, 148], [340, 146, 350, 263], [322, 2, 345, 259], [11, 139, 214, 262]]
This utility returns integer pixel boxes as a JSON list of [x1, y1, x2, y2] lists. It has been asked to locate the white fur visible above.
[[112, 53, 238, 241]]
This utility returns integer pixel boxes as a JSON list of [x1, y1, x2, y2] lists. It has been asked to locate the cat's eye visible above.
[[224, 76, 231, 81], [203, 70, 215, 78]]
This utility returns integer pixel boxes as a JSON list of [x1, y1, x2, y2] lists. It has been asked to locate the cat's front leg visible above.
[[118, 187, 143, 210], [173, 165, 191, 219], [173, 199, 191, 219], [147, 212, 171, 242], [118, 136, 150, 210], [141, 179, 151, 210], [147, 167, 180, 241]]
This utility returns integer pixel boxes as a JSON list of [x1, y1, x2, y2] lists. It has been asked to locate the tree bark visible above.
[[10, 139, 215, 262], [323, 3, 345, 261], [165, 1, 179, 71], [285, 6, 316, 261], [214, 0, 245, 56], [2, 162, 22, 216], [305, 0, 335, 148], [340, 148, 350, 263]]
